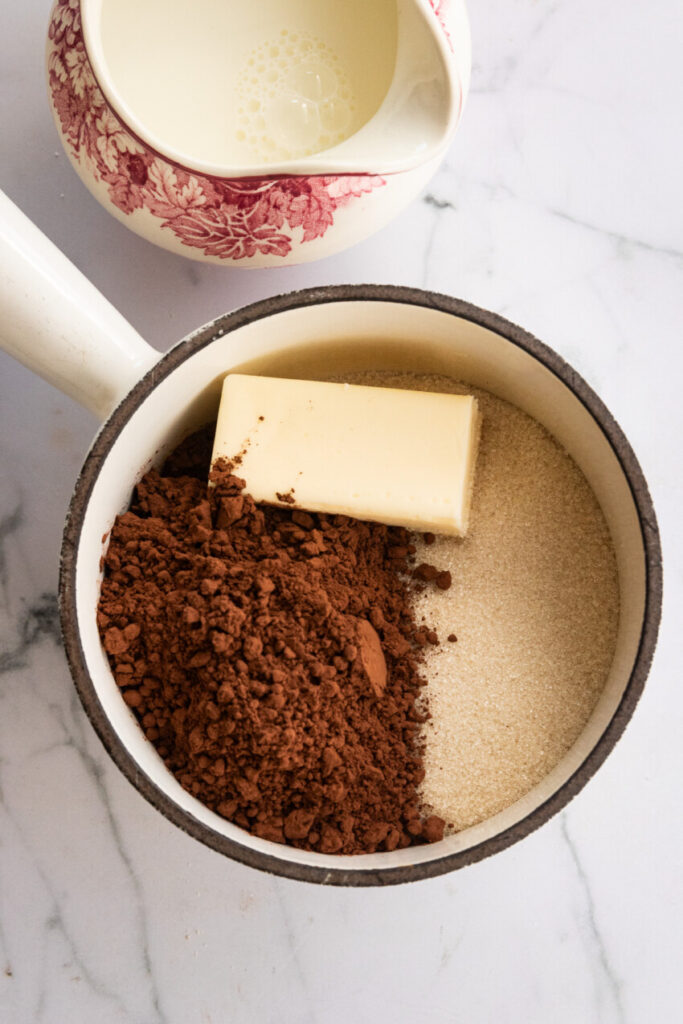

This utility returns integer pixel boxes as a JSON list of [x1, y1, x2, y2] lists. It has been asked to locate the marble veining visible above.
[[0, 0, 681, 1021], [0, 593, 60, 675], [560, 816, 625, 1024], [0, 505, 24, 600]]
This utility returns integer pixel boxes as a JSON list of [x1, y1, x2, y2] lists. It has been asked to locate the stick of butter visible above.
[[211, 374, 480, 536]]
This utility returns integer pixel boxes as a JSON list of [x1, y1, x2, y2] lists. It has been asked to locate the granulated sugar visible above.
[[346, 372, 619, 832]]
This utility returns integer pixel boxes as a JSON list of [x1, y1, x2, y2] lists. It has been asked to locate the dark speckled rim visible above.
[[59, 286, 662, 886]]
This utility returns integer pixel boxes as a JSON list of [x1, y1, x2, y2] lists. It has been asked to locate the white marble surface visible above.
[[1, 1, 682, 1021]]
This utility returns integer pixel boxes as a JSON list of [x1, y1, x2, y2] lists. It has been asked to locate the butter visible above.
[[211, 374, 480, 535]]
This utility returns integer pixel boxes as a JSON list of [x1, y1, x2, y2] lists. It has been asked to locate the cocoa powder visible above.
[[97, 429, 446, 854]]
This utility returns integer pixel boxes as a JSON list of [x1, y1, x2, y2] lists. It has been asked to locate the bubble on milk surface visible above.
[[236, 31, 358, 161]]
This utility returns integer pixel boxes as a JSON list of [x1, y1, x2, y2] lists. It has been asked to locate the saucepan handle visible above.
[[0, 190, 159, 421]]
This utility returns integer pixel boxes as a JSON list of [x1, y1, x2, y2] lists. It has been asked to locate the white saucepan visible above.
[[0, 192, 661, 885]]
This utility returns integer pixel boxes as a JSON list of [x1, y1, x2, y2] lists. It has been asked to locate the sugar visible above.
[[345, 371, 619, 832]]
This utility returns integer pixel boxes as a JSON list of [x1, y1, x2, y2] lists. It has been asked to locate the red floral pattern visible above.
[[429, 0, 454, 51], [47, 0, 390, 261]]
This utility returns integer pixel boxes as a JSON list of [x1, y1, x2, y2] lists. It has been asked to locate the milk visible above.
[[96, 0, 398, 168]]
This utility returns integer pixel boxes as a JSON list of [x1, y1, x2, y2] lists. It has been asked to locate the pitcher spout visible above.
[[322, 0, 470, 176]]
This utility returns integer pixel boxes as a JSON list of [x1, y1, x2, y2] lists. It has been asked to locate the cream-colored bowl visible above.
[[46, 0, 471, 267]]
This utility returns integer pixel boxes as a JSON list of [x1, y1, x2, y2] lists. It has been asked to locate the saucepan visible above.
[[0, 192, 661, 885]]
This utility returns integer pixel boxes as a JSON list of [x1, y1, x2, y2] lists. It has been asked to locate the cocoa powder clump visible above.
[[97, 429, 446, 855]]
